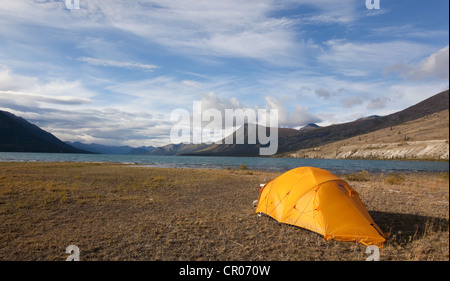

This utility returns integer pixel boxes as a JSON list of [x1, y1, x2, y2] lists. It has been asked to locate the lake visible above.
[[0, 152, 448, 174]]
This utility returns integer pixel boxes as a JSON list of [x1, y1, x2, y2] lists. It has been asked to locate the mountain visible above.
[[299, 123, 320, 132], [165, 90, 449, 157], [128, 146, 155, 155], [67, 141, 137, 155], [150, 143, 209, 155], [65, 142, 155, 155], [275, 90, 449, 154], [356, 115, 380, 121], [0, 110, 88, 153], [179, 124, 299, 156], [2, 89, 447, 158], [288, 109, 449, 160]]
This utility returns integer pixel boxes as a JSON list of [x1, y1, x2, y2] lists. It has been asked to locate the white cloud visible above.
[[197, 91, 322, 128], [198, 92, 245, 112], [105, 75, 201, 111], [182, 80, 202, 87], [367, 96, 391, 110], [0, 66, 38, 91], [2, 104, 174, 147], [0, 65, 96, 102], [341, 96, 363, 108], [388, 83, 450, 109], [319, 40, 435, 77], [264, 96, 321, 127], [370, 24, 449, 41], [255, 68, 448, 126], [0, 91, 91, 106], [385, 45, 449, 81], [78, 0, 304, 65], [78, 57, 159, 71], [314, 89, 332, 99], [293, 0, 359, 24]]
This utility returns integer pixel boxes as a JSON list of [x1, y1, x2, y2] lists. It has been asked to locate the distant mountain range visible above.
[[273, 89, 449, 155], [288, 109, 449, 160], [66, 141, 155, 155], [1, 90, 448, 158], [164, 90, 449, 156]]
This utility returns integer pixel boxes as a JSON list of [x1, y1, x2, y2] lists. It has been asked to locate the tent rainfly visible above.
[[255, 166, 388, 246]]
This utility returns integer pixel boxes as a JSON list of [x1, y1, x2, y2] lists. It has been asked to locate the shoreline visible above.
[[2, 149, 450, 163], [0, 160, 449, 175], [275, 155, 450, 162]]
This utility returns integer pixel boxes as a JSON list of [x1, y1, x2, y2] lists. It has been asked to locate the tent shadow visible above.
[[369, 211, 449, 245]]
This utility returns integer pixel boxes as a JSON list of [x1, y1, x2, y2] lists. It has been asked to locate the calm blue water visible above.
[[0, 152, 448, 174]]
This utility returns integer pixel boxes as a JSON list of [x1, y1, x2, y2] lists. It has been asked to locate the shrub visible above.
[[239, 164, 248, 170], [153, 176, 166, 182], [436, 172, 449, 181], [385, 173, 405, 185], [344, 170, 370, 182]]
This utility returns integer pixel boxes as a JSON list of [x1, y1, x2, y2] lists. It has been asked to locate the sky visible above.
[[0, 0, 448, 147]]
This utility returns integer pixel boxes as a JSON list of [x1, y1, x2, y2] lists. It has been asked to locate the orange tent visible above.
[[255, 167, 387, 246]]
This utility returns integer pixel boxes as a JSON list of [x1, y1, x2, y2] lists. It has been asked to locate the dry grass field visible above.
[[0, 162, 448, 261]]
